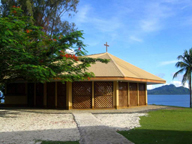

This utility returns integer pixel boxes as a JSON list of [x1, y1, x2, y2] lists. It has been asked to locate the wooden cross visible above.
[[104, 42, 109, 52]]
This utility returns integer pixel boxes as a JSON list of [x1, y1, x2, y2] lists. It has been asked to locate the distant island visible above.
[[148, 84, 190, 95]]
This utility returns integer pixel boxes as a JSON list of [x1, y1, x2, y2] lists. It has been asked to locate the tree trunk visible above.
[[190, 74, 192, 108]]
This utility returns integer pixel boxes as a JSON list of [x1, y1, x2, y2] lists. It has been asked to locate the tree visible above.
[[173, 49, 192, 108], [0, 0, 79, 35], [0, 7, 109, 84]]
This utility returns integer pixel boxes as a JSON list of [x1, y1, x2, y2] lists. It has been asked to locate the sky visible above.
[[64, 0, 192, 90]]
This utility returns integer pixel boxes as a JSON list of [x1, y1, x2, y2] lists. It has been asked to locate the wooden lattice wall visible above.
[[7, 83, 26, 95], [139, 83, 146, 105], [36, 83, 44, 107], [72, 82, 92, 109], [94, 82, 113, 108], [47, 82, 55, 108], [119, 82, 128, 107], [129, 83, 138, 106], [57, 82, 66, 109]]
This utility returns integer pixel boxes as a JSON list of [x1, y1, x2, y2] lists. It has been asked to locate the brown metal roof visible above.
[[86, 52, 166, 84]]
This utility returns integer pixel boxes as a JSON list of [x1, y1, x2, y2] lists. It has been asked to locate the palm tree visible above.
[[173, 49, 192, 108]]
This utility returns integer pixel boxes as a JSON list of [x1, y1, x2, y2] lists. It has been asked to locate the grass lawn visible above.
[[119, 108, 192, 144], [40, 141, 79, 144]]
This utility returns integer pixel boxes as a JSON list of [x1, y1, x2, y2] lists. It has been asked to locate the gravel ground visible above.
[[0, 110, 80, 144], [94, 113, 147, 131], [73, 112, 133, 144]]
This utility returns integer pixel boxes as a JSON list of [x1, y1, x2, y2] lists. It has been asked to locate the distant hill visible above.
[[148, 84, 190, 95]]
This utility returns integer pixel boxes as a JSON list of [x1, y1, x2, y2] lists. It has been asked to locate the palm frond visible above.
[[175, 61, 189, 68], [182, 68, 190, 85], [173, 68, 185, 79]]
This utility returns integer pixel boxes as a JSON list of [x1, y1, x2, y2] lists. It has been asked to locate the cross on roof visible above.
[[104, 42, 109, 52]]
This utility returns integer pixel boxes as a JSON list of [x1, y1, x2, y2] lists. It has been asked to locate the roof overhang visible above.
[[88, 76, 166, 84]]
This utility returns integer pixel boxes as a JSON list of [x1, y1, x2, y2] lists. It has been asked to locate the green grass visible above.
[[40, 141, 79, 144], [119, 108, 192, 144]]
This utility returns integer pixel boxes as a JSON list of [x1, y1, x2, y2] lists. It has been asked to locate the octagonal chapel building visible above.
[[4, 52, 166, 109]]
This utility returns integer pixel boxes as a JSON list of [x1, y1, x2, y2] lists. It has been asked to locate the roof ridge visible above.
[[86, 52, 106, 56], [107, 53, 125, 77]]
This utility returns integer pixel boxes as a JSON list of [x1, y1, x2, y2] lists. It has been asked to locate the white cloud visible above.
[[65, 49, 75, 55], [159, 60, 177, 66], [148, 80, 189, 90], [129, 36, 143, 42], [169, 80, 189, 88]]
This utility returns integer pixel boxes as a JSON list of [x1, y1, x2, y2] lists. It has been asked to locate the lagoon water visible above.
[[148, 95, 190, 108]]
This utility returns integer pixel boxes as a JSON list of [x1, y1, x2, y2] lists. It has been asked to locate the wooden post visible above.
[[128, 82, 130, 107], [146, 83, 148, 105], [113, 81, 116, 108], [115, 81, 119, 109], [137, 83, 139, 106], [25, 82, 28, 104], [67, 82, 72, 110], [55, 82, 57, 108], [5, 84, 7, 95], [92, 81, 94, 109], [34, 83, 36, 106], [44, 82, 47, 107]]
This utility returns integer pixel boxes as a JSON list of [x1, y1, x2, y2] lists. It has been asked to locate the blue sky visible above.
[[65, 0, 192, 89]]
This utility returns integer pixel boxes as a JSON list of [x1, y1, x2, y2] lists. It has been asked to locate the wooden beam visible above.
[[137, 83, 139, 106], [92, 81, 94, 109], [113, 81, 116, 108], [128, 82, 130, 107], [146, 83, 148, 105], [44, 82, 47, 107], [25, 82, 28, 104], [5, 84, 7, 95], [55, 82, 57, 108], [68, 82, 72, 109], [34, 83, 36, 106], [115, 81, 119, 109]]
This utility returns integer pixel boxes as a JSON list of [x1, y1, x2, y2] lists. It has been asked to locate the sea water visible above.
[[148, 95, 190, 108]]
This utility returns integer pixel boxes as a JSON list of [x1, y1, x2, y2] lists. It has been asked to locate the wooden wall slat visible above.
[[47, 82, 55, 108], [57, 82, 66, 109], [72, 82, 92, 109], [129, 83, 138, 106], [139, 83, 146, 105], [36, 83, 44, 107], [119, 82, 128, 107], [94, 82, 113, 108]]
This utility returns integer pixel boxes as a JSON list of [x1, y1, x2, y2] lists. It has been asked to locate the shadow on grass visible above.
[[119, 129, 192, 144]]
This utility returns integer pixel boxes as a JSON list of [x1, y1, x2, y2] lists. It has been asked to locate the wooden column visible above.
[[137, 83, 139, 106], [92, 81, 94, 109], [25, 82, 28, 104], [55, 82, 57, 108], [5, 84, 7, 95], [44, 82, 47, 107], [128, 82, 130, 107], [146, 83, 148, 105], [115, 81, 119, 109], [34, 83, 36, 106], [113, 82, 116, 108], [67, 82, 72, 110]]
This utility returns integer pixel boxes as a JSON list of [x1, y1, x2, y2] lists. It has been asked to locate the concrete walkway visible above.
[[73, 113, 133, 144]]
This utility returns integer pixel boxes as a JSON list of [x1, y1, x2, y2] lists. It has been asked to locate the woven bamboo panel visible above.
[[57, 82, 66, 109], [36, 83, 44, 107], [94, 82, 113, 108], [119, 82, 128, 107], [72, 82, 92, 109], [7, 83, 16, 95], [7, 83, 25, 95], [129, 83, 138, 106], [47, 82, 55, 108], [27, 83, 34, 107], [139, 83, 146, 105]]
